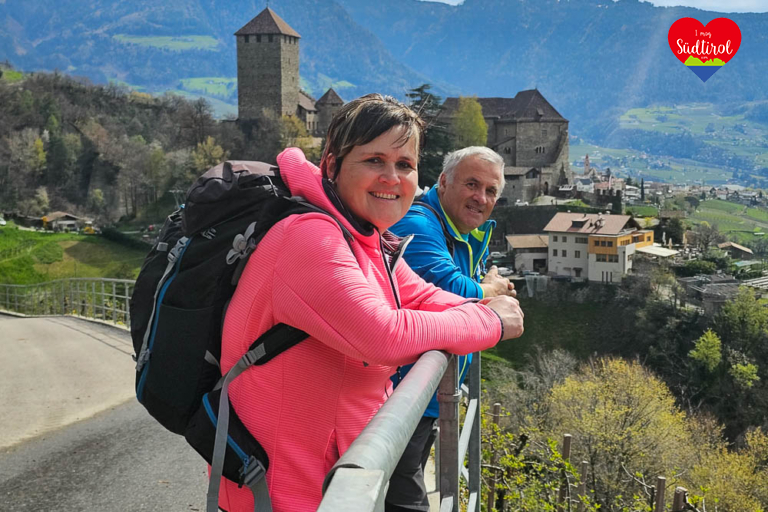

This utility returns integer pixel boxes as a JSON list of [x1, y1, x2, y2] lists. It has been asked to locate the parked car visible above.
[[489, 251, 506, 259], [521, 270, 540, 276], [497, 267, 514, 277]]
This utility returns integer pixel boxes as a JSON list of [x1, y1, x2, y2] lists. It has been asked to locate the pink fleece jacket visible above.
[[217, 148, 502, 511]]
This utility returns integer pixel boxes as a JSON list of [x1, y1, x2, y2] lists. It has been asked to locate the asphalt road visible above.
[[0, 315, 207, 511], [0, 400, 207, 511]]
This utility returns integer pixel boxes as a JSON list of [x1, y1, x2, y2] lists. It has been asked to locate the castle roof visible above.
[[317, 88, 344, 105], [441, 89, 566, 122], [298, 90, 317, 112], [235, 7, 301, 38]]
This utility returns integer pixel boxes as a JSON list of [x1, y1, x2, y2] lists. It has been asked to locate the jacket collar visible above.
[[421, 186, 496, 242]]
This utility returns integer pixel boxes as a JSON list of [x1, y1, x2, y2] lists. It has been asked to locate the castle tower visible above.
[[315, 88, 344, 136], [584, 154, 590, 176], [235, 8, 301, 120]]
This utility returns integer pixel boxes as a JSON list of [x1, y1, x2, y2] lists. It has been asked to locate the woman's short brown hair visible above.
[[320, 93, 426, 180]]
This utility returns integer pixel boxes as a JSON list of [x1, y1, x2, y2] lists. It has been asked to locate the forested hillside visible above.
[[0, 66, 305, 222]]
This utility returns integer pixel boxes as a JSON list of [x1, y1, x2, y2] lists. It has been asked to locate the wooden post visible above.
[[557, 434, 572, 510], [655, 477, 666, 512], [577, 461, 588, 512], [672, 487, 687, 512], [486, 402, 502, 512]]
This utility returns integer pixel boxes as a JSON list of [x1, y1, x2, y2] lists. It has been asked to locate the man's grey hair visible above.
[[439, 146, 506, 197]]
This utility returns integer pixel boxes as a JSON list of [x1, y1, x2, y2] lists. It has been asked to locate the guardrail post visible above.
[[125, 282, 131, 325], [112, 282, 117, 323], [101, 281, 106, 320], [467, 352, 481, 512], [91, 281, 96, 318], [438, 355, 459, 512]]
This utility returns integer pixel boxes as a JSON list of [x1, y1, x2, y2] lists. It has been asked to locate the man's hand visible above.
[[480, 266, 516, 298], [480, 296, 524, 341]]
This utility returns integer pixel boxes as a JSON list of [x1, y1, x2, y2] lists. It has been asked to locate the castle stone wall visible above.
[[237, 34, 299, 120]]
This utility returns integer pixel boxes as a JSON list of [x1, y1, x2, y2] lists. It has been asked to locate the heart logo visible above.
[[668, 17, 741, 82]]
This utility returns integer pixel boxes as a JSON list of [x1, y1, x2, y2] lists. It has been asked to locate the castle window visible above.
[[269, 35, 273, 42], [256, 35, 261, 42], [553, 249, 558, 257], [244, 35, 249, 43]]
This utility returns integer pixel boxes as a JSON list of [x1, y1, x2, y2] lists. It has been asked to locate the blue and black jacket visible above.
[[389, 185, 494, 418]]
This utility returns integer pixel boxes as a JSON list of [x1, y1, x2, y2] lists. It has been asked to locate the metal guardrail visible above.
[[0, 278, 135, 325], [319, 351, 482, 512]]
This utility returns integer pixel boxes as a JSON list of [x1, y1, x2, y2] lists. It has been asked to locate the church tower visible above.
[[235, 8, 301, 120]]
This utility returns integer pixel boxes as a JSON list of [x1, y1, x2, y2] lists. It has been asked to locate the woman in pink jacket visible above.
[[218, 94, 524, 511]]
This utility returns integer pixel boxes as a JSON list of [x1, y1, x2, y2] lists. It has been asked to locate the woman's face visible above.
[[330, 126, 419, 231]]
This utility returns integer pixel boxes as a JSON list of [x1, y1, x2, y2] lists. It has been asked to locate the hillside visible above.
[[570, 101, 768, 186]]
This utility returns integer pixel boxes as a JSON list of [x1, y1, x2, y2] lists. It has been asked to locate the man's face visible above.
[[439, 155, 503, 234]]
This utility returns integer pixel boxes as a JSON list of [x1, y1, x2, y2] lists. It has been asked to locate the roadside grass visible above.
[[0, 224, 145, 284], [112, 34, 219, 51]]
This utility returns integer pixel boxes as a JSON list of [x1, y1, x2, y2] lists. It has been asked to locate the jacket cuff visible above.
[[488, 307, 504, 343]]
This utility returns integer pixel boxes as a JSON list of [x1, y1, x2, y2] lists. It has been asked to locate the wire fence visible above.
[[0, 278, 135, 326]]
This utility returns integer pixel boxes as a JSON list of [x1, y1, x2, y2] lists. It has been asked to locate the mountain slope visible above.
[[0, 0, 443, 102], [337, 0, 768, 139]]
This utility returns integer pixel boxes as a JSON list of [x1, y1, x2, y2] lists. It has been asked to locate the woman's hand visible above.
[[480, 296, 524, 341]]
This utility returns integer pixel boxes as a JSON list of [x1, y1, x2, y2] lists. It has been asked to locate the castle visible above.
[[440, 91, 572, 204], [235, 8, 570, 202], [235, 7, 343, 136]]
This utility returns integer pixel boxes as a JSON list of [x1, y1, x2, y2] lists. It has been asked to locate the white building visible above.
[[544, 212, 654, 283]]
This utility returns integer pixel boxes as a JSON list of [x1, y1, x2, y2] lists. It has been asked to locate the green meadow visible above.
[[113, 34, 220, 51]]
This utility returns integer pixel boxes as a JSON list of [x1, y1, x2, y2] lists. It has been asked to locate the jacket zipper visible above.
[[379, 236, 401, 309]]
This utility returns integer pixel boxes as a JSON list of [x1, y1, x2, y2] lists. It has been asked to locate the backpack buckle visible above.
[[240, 456, 267, 487], [167, 237, 189, 264]]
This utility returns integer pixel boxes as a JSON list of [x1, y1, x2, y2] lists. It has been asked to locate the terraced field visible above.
[[690, 200, 768, 244]]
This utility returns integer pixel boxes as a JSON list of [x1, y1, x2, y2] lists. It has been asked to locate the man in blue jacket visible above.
[[386, 146, 514, 512]]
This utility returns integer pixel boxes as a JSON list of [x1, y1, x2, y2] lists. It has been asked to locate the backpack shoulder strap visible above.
[[414, 199, 455, 256]]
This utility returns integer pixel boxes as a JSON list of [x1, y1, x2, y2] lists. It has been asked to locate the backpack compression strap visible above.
[[206, 323, 309, 512]]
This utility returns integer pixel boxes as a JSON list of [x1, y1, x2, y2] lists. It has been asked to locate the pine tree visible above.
[[406, 84, 452, 188]]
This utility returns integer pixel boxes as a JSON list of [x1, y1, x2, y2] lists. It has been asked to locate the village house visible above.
[[505, 234, 549, 274], [544, 212, 654, 283], [718, 241, 754, 260], [678, 274, 740, 315]]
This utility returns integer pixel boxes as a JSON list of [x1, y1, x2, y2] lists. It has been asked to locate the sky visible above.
[[424, 0, 768, 12]]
